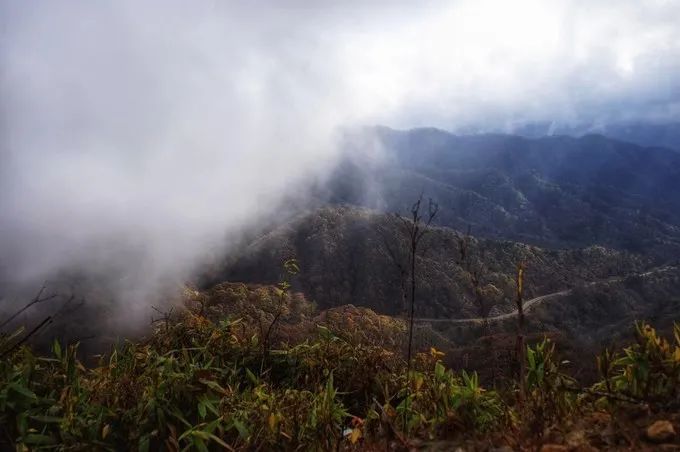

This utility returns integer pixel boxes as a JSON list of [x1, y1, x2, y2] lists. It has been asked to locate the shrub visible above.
[[387, 348, 505, 438], [593, 321, 680, 407], [522, 338, 578, 434]]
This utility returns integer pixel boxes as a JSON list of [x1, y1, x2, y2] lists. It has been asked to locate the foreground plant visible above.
[[1, 290, 679, 450], [593, 321, 680, 408]]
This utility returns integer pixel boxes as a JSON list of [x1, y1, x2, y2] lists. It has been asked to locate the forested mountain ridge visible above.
[[322, 128, 680, 259], [207, 206, 651, 319], [515, 121, 680, 151], [207, 128, 680, 341]]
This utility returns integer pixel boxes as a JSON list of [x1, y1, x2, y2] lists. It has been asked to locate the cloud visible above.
[[330, 0, 680, 129], [0, 1, 352, 311], [1, 0, 679, 316]]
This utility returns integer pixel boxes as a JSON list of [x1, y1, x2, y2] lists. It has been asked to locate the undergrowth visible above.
[[1, 286, 679, 450]]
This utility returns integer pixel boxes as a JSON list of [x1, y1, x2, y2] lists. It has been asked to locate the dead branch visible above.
[[378, 222, 409, 312], [0, 283, 57, 331], [0, 316, 53, 358], [397, 194, 439, 432]]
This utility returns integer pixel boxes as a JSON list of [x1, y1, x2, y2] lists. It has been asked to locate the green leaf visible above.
[[326, 372, 336, 401], [8, 383, 37, 400], [53, 340, 62, 359], [245, 368, 258, 385], [231, 418, 249, 439], [199, 379, 225, 393], [22, 433, 56, 445], [203, 398, 220, 417], [193, 437, 209, 452], [29, 415, 62, 424], [4, 328, 25, 345], [207, 433, 232, 450], [169, 408, 192, 428], [283, 259, 300, 275], [527, 348, 536, 369], [435, 362, 445, 379], [139, 434, 150, 452]]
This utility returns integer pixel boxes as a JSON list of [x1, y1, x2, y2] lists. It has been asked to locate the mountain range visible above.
[[320, 127, 680, 259], [515, 121, 680, 151], [204, 126, 680, 358]]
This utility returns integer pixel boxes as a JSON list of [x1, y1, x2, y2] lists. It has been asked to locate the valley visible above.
[[4, 3, 680, 448]]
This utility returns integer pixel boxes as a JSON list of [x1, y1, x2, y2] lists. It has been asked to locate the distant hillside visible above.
[[515, 121, 680, 151], [205, 206, 650, 318], [432, 264, 680, 381], [321, 128, 680, 259]]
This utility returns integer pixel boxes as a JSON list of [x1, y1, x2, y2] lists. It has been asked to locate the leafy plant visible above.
[[2, 282, 679, 450], [593, 321, 680, 407], [393, 348, 505, 438], [524, 339, 577, 425]]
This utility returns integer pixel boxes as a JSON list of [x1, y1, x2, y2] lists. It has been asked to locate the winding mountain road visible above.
[[414, 266, 676, 326]]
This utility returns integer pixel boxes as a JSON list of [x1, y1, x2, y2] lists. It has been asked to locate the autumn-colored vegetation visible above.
[[2, 282, 680, 450]]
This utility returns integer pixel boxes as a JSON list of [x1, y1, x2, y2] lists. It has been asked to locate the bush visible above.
[[2, 286, 680, 450], [593, 321, 680, 407], [522, 338, 578, 435], [382, 348, 505, 439]]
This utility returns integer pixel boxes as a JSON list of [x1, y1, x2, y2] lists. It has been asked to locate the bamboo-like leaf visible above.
[[8, 383, 37, 400], [22, 433, 55, 445]]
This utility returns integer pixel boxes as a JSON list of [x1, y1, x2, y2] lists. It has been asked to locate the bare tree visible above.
[[456, 225, 472, 271], [395, 194, 439, 431], [514, 261, 527, 403], [378, 223, 409, 314]]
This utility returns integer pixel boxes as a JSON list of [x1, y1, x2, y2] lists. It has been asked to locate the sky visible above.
[[1, 0, 679, 315]]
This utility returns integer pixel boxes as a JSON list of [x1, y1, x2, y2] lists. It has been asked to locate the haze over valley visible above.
[[2, 2, 680, 449]]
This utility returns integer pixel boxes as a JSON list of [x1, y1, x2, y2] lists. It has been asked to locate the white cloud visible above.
[[1, 0, 679, 315]]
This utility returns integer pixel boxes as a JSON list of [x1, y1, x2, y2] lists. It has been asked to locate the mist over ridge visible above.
[[1, 0, 680, 320]]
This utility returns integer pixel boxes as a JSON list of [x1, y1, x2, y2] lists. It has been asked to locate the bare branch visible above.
[[394, 213, 413, 236], [0, 283, 58, 331], [394, 193, 440, 432], [0, 316, 53, 358], [378, 223, 407, 273], [150, 305, 175, 332], [425, 198, 439, 227], [51, 294, 80, 321]]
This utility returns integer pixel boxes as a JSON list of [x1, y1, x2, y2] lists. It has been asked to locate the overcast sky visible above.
[[1, 0, 679, 311]]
